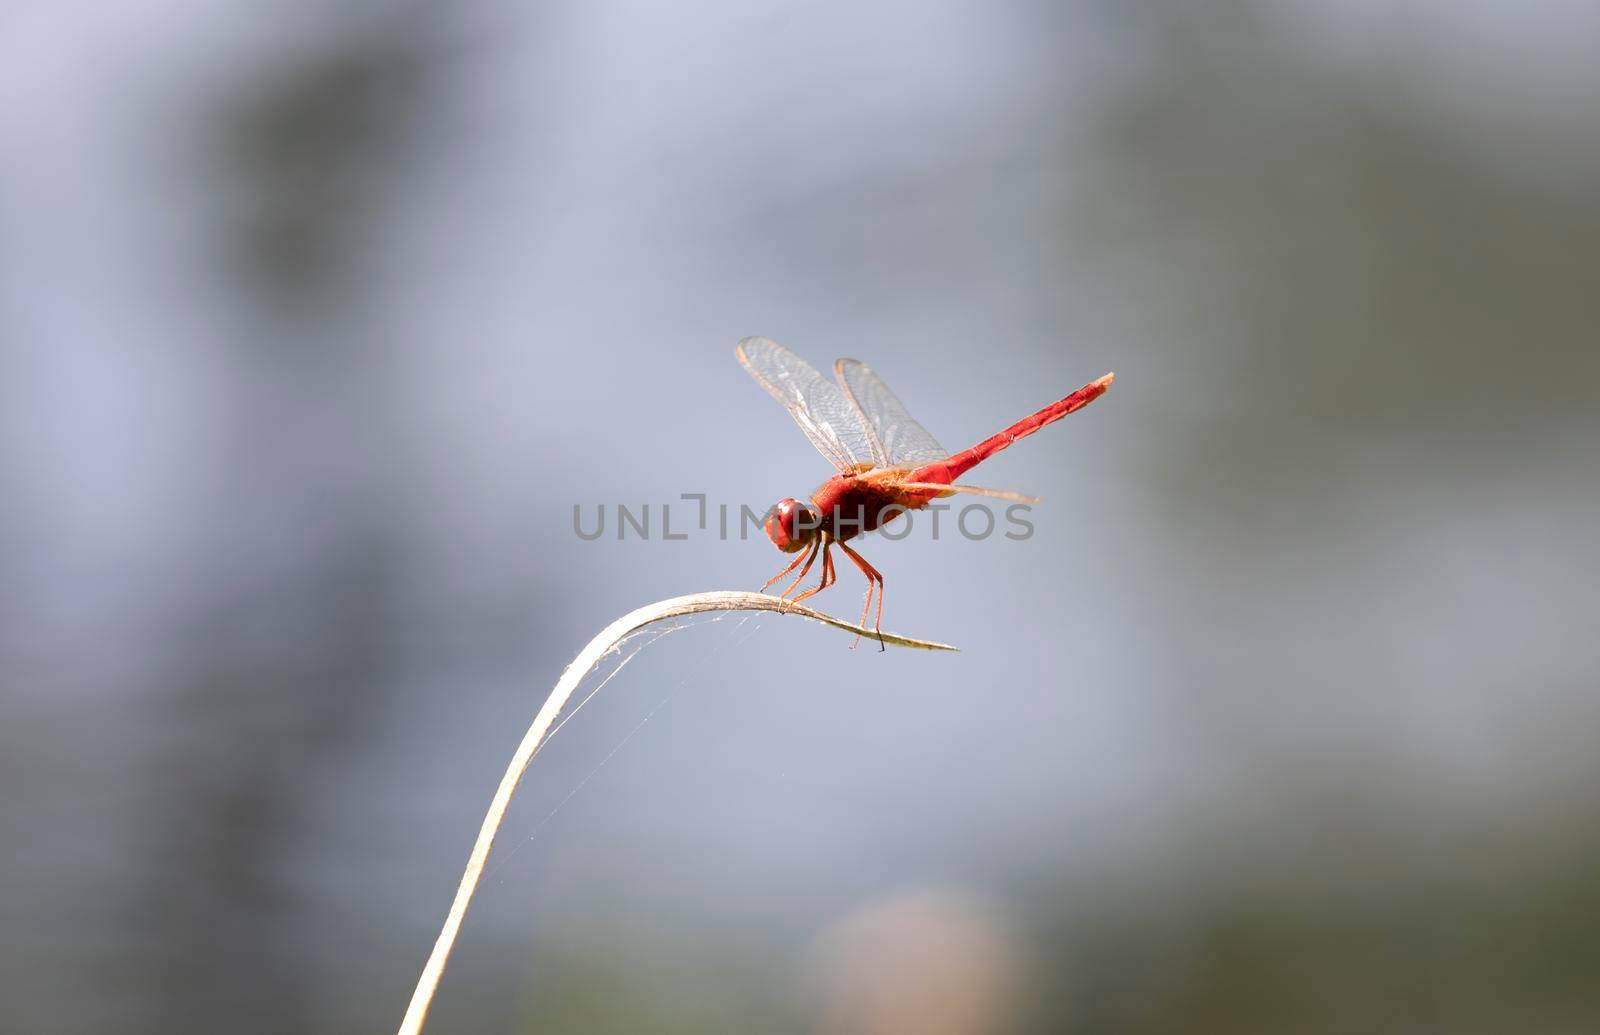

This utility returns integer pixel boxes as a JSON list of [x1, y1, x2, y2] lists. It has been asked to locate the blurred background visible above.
[[4, 2, 1599, 1032]]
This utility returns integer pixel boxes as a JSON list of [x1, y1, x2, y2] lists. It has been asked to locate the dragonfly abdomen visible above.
[[921, 372, 1115, 484]]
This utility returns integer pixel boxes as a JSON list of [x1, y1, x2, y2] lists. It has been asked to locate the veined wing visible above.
[[895, 481, 1040, 503], [737, 337, 877, 474], [835, 359, 947, 468]]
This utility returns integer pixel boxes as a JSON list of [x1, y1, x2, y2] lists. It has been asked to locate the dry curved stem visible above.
[[396, 590, 957, 1035]]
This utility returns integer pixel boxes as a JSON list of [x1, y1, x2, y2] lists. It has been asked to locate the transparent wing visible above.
[[736, 337, 877, 473], [835, 359, 947, 468], [895, 482, 1041, 504]]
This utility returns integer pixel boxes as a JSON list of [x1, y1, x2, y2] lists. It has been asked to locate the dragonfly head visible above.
[[764, 498, 821, 553]]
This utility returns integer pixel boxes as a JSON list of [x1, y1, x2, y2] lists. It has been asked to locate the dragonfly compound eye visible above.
[[764, 498, 818, 552]]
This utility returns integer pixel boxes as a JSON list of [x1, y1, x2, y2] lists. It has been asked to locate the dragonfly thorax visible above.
[[763, 498, 821, 553]]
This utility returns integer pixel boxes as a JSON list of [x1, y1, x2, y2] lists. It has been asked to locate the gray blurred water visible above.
[[3, 3, 1598, 1033]]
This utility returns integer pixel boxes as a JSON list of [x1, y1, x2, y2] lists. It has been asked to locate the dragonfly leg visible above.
[[777, 538, 822, 599], [761, 539, 813, 594], [791, 536, 836, 604], [836, 540, 885, 651]]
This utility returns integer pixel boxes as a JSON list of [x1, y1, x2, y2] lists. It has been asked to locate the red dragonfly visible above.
[[739, 336, 1113, 645]]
